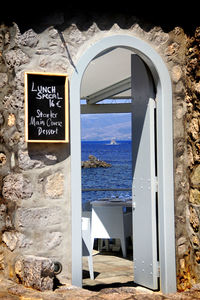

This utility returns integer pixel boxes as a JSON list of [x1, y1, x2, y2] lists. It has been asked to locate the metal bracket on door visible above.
[[155, 177, 158, 193], [156, 261, 160, 277]]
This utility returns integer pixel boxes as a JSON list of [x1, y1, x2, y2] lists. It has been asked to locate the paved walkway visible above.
[[83, 250, 133, 289]]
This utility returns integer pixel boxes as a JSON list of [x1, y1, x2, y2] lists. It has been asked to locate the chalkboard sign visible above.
[[24, 72, 69, 143]]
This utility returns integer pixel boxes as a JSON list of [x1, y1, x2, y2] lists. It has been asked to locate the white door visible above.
[[131, 54, 158, 290]]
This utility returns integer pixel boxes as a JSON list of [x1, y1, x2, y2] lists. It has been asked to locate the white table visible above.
[[91, 199, 132, 257], [91, 199, 132, 207]]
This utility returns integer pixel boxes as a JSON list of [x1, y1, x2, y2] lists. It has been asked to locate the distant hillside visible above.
[[81, 113, 131, 141]]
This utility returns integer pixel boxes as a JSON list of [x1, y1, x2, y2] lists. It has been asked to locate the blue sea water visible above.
[[81, 141, 132, 210]]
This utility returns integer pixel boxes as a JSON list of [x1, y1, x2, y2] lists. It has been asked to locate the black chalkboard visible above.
[[25, 72, 69, 143]]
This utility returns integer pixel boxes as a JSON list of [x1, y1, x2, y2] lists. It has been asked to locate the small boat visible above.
[[110, 138, 117, 145]]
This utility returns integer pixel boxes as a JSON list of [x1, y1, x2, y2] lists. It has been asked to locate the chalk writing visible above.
[[25, 73, 67, 142]]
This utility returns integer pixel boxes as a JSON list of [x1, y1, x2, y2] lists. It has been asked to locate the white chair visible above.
[[91, 205, 132, 257], [82, 211, 94, 280]]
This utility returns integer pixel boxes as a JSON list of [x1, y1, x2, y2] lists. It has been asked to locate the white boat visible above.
[[110, 138, 118, 145]]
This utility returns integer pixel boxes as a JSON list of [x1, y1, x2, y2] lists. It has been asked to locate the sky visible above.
[[81, 113, 131, 141]]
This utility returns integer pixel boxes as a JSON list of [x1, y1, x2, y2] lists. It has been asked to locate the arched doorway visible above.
[[70, 35, 176, 294]]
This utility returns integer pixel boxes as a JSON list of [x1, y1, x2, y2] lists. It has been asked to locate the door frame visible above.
[[70, 35, 176, 294]]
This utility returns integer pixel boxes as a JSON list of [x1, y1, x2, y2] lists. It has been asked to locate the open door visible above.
[[131, 54, 158, 290]]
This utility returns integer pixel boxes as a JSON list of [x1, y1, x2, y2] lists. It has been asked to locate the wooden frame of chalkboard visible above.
[[24, 72, 69, 143]]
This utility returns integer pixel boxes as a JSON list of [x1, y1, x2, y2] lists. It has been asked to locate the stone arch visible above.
[[70, 34, 176, 294]]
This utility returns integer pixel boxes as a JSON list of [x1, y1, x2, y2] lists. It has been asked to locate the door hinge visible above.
[[156, 261, 160, 277], [132, 202, 136, 210], [155, 177, 158, 192]]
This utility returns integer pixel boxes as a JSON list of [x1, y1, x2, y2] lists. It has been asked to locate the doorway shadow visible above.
[[83, 280, 138, 292]]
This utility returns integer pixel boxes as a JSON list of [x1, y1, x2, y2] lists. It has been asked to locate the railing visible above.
[[82, 188, 132, 192]]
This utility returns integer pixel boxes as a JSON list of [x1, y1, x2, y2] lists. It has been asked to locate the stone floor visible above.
[[1, 248, 200, 299], [1, 269, 200, 299]]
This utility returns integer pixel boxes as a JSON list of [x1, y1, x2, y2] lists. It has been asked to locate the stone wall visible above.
[[0, 11, 199, 291], [0, 22, 72, 285], [176, 27, 200, 291]]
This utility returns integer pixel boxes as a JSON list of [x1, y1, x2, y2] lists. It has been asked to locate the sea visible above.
[[81, 140, 132, 210]]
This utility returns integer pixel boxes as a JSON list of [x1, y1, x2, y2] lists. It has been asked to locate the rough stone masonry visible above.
[[0, 8, 199, 292]]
